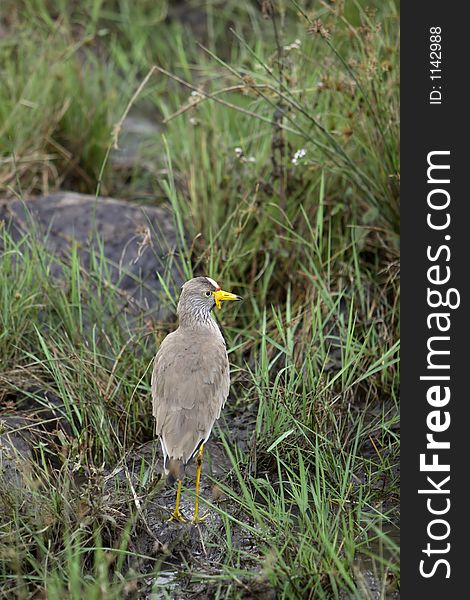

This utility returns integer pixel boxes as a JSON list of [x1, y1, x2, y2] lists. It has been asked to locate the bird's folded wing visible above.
[[151, 332, 230, 463]]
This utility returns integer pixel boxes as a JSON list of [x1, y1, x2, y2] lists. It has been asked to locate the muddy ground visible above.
[[0, 391, 398, 599], [0, 385, 266, 598]]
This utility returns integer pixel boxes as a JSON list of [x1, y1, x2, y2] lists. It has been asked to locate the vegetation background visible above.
[[0, 0, 399, 598]]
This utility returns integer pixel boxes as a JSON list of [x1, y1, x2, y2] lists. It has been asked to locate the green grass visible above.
[[1, 0, 399, 597]]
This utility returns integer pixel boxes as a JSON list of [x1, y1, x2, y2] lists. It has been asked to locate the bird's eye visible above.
[[203, 291, 212, 298]]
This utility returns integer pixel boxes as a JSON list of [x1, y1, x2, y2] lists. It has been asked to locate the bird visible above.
[[151, 276, 242, 523]]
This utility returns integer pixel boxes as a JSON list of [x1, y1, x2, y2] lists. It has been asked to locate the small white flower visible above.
[[234, 147, 255, 163], [284, 39, 301, 51], [189, 117, 199, 126], [292, 148, 307, 165]]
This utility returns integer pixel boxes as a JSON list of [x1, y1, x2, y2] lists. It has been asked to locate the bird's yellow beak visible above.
[[213, 289, 243, 310]]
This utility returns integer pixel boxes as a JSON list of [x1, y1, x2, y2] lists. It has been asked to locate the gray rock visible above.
[[0, 415, 34, 490], [0, 192, 184, 317], [111, 110, 161, 173]]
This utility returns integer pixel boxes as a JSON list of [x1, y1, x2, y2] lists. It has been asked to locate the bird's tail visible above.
[[165, 457, 185, 485]]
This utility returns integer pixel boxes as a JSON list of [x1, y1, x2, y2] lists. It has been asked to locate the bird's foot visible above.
[[192, 512, 209, 525], [167, 510, 187, 523]]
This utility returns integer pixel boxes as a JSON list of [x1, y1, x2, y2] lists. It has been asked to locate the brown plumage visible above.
[[151, 276, 242, 522]]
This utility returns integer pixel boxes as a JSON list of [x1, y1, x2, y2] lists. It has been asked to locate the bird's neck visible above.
[[177, 310, 221, 334]]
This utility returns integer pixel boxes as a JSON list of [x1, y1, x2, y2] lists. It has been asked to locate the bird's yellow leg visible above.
[[167, 479, 186, 523], [193, 443, 209, 523]]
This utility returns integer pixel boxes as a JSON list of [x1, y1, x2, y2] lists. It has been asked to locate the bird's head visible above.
[[177, 276, 242, 324]]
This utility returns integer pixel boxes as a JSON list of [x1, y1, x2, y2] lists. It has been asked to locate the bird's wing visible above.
[[151, 330, 230, 464]]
